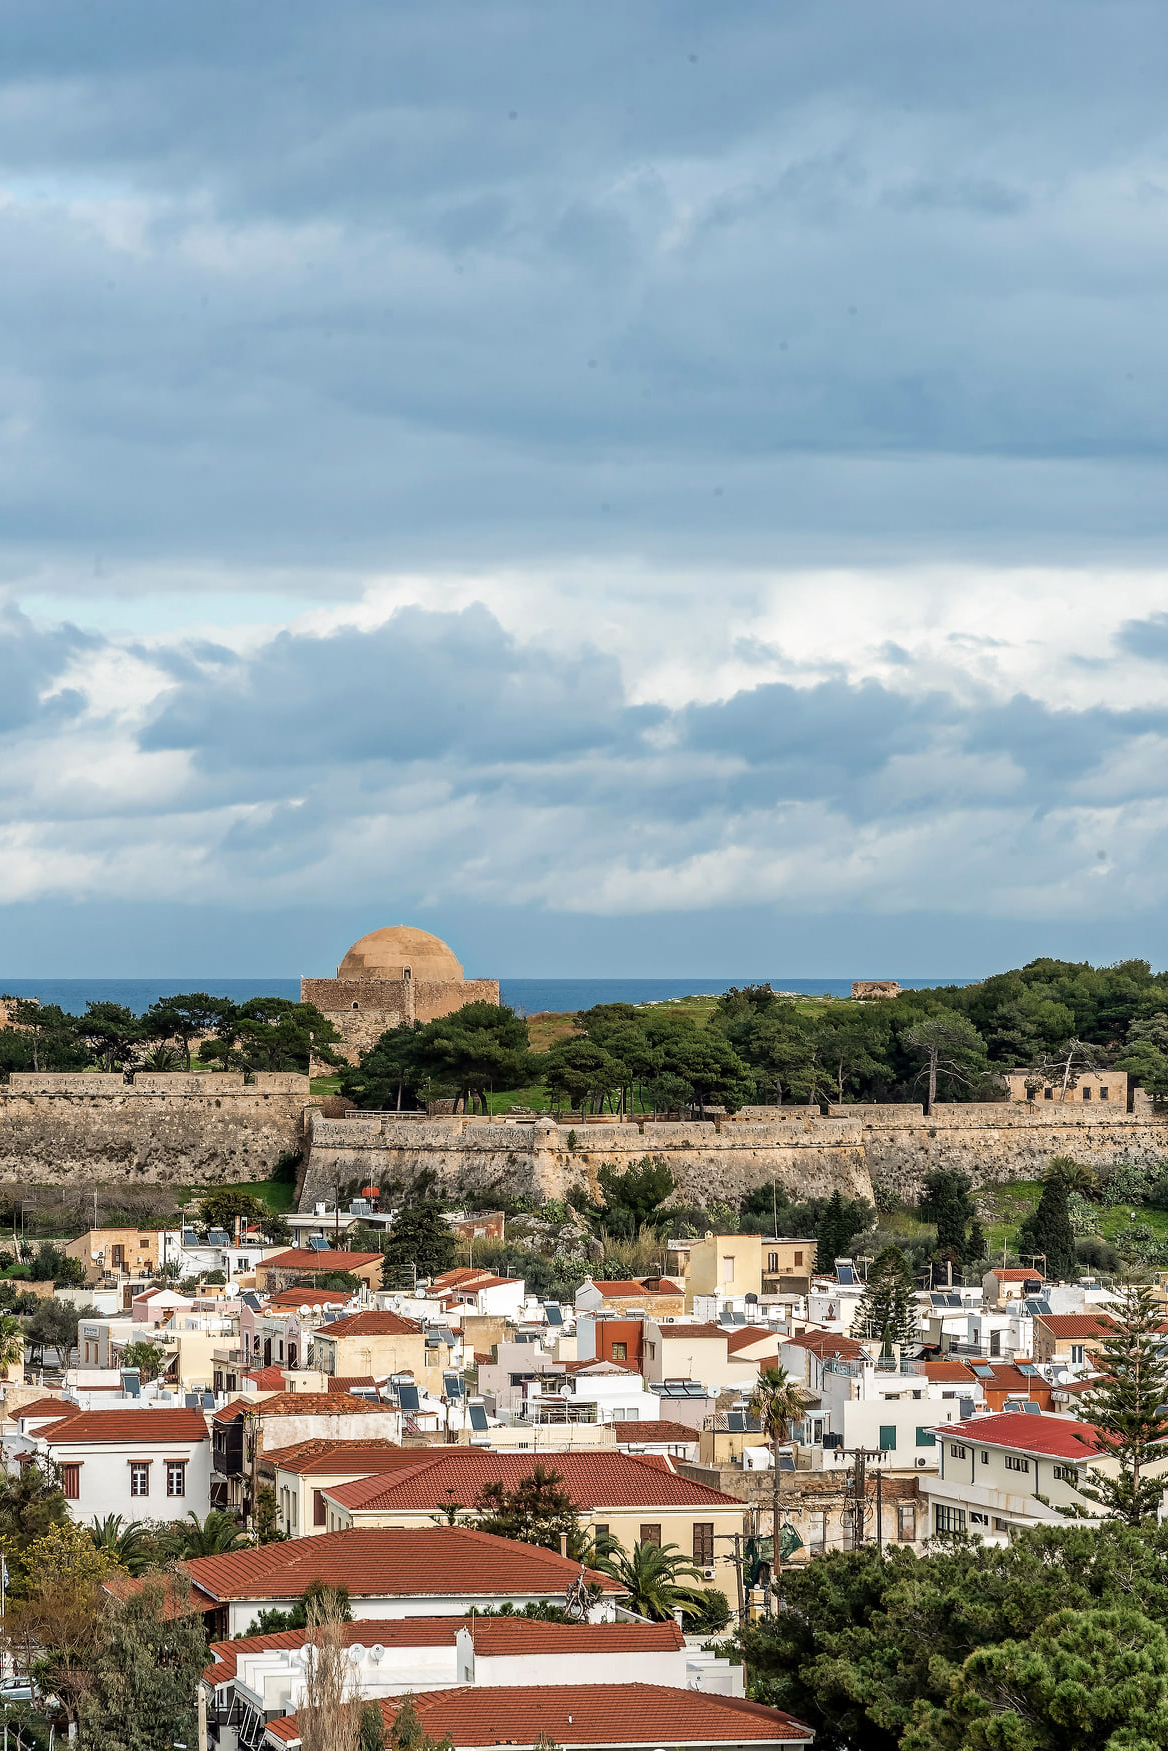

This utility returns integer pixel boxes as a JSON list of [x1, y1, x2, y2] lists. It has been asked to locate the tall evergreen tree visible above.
[[919, 1170, 977, 1260], [854, 1246, 918, 1350], [816, 1191, 846, 1270], [1071, 1281, 1168, 1525], [1018, 1174, 1078, 1282], [381, 1201, 456, 1288]]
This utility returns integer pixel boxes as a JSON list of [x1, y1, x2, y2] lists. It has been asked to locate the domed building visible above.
[[301, 926, 499, 1062]]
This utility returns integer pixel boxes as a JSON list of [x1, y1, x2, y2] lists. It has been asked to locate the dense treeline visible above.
[[342, 956, 1168, 1115], [0, 994, 342, 1077]]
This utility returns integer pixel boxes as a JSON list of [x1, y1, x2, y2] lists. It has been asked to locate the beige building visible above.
[[1004, 1068, 1129, 1106], [268, 1439, 415, 1536], [310, 1310, 456, 1393], [642, 1322, 777, 1394], [685, 1235, 815, 1310], [63, 1228, 163, 1281], [312, 1449, 747, 1584], [301, 925, 500, 1064]]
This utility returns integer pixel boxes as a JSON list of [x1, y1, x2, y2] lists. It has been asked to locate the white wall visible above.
[[40, 1435, 212, 1522]]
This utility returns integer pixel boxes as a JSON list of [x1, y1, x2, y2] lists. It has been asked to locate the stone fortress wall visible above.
[[0, 1072, 311, 1186], [298, 1098, 1168, 1213]]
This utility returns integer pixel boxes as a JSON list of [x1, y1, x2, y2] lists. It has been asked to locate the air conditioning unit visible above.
[[702, 1566, 717, 1580], [915, 1457, 929, 1468]]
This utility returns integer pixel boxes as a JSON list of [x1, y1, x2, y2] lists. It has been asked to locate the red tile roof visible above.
[[726, 1327, 780, 1353], [982, 1365, 1054, 1396], [39, 1409, 209, 1445], [104, 1570, 217, 1617], [783, 1331, 866, 1359], [215, 1393, 395, 1424], [312, 1311, 423, 1338], [1037, 1314, 1118, 1339], [275, 1685, 811, 1748], [940, 1410, 1105, 1460], [16, 1397, 76, 1422], [243, 1366, 290, 1391], [989, 1269, 1045, 1282], [184, 1527, 623, 1602], [206, 1616, 683, 1684], [272, 1440, 410, 1476], [265, 1289, 351, 1309], [321, 1449, 739, 1514], [657, 1324, 730, 1343], [916, 1362, 977, 1383], [612, 1421, 700, 1444], [261, 1251, 381, 1272]]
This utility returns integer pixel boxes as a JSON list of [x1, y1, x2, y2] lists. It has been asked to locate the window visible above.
[[314, 1489, 327, 1526], [767, 1253, 779, 1273], [808, 1511, 827, 1551], [645, 1342, 656, 1360], [130, 1463, 150, 1498], [61, 1464, 80, 1500], [1100, 1085, 1110, 1101], [793, 1252, 803, 1267], [693, 1523, 714, 1566], [1071, 1345, 1085, 1365], [981, 1450, 989, 1464], [993, 1517, 1011, 1532], [935, 1505, 966, 1534], [1044, 1087, 1053, 1101], [112, 1244, 125, 1266], [594, 1523, 609, 1546], [610, 1342, 627, 1361], [916, 1427, 935, 1447], [639, 1523, 662, 1547], [1082, 1086, 1091, 1100], [1004, 1455, 1030, 1473], [950, 1444, 968, 1459], [897, 1505, 915, 1542], [722, 1257, 734, 1284], [990, 1331, 1001, 1357], [970, 1511, 989, 1526], [166, 1462, 186, 1498], [879, 1425, 897, 1451], [1053, 1464, 1080, 1484]]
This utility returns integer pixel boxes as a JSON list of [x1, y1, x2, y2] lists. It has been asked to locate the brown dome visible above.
[[337, 926, 464, 983]]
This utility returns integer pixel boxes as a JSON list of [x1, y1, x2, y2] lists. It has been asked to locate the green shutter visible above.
[[879, 1425, 897, 1451], [916, 1427, 936, 1447]]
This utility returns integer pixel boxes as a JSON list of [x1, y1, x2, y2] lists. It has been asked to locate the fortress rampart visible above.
[[0, 1072, 311, 1185]]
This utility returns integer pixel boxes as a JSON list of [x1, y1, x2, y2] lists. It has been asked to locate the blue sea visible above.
[[0, 975, 978, 1017]]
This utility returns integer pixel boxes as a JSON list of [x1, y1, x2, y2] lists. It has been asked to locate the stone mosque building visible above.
[[301, 926, 499, 1062]]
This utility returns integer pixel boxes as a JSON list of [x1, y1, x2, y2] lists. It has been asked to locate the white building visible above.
[[10, 1406, 212, 1521]]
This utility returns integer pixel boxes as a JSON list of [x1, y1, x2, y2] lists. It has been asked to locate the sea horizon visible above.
[[0, 974, 981, 1018]]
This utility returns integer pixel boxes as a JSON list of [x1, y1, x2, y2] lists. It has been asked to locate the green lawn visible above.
[[174, 1176, 298, 1215]]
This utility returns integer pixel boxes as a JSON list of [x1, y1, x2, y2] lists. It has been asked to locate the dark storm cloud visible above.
[[140, 604, 655, 768], [0, 610, 90, 735], [2, 1, 1168, 566]]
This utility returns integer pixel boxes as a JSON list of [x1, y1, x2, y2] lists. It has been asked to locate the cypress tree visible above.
[[919, 1170, 977, 1261], [816, 1191, 845, 1271], [1020, 1174, 1078, 1282], [966, 1219, 988, 1265], [1072, 1281, 1168, 1524], [854, 1245, 918, 1350]]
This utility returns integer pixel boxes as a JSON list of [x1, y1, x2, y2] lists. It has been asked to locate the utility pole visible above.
[[875, 1464, 883, 1554]]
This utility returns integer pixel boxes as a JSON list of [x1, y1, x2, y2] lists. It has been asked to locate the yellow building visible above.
[[63, 1229, 164, 1282], [310, 1310, 456, 1394], [685, 1234, 815, 1310]]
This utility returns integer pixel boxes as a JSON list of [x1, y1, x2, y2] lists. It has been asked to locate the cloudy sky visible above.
[[3, 0, 1168, 979]]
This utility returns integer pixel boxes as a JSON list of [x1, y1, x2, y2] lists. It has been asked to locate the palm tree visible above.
[[89, 1513, 152, 1575], [1046, 1155, 1098, 1196], [178, 1510, 251, 1557], [596, 1541, 705, 1622], [0, 1314, 25, 1381], [750, 1365, 808, 1613]]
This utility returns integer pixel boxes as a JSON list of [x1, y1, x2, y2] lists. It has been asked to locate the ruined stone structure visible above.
[[301, 925, 499, 1063], [851, 980, 901, 1001]]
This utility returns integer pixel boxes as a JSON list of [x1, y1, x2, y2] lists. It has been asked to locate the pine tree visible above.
[[854, 1246, 918, 1350], [1072, 1281, 1168, 1525], [816, 1192, 845, 1271], [966, 1219, 988, 1265], [1019, 1175, 1077, 1282]]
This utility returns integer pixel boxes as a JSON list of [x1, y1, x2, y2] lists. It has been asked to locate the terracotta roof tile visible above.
[[354, 1685, 811, 1748], [990, 1269, 1046, 1281], [215, 1393, 396, 1424], [1037, 1314, 1119, 1339], [15, 1397, 76, 1421], [184, 1526, 623, 1601], [612, 1421, 699, 1444], [40, 1409, 209, 1445], [938, 1410, 1105, 1460], [206, 1616, 683, 1684], [265, 1290, 351, 1309], [273, 1440, 411, 1476], [917, 1362, 977, 1383], [322, 1449, 739, 1513], [313, 1311, 423, 1338], [586, 1280, 683, 1298], [262, 1251, 381, 1271], [783, 1331, 866, 1359], [726, 1327, 781, 1353]]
